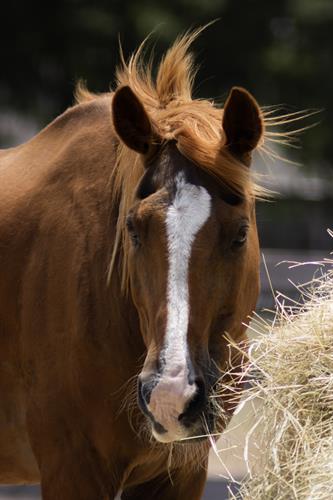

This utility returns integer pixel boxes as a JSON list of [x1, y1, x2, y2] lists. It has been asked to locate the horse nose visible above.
[[178, 377, 207, 426], [138, 375, 156, 414], [143, 371, 208, 438]]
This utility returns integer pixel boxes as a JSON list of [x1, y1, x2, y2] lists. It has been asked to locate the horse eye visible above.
[[130, 233, 140, 248], [232, 225, 249, 249], [126, 216, 140, 248]]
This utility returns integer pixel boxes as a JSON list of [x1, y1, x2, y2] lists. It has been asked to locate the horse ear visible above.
[[112, 86, 154, 154], [222, 87, 263, 160]]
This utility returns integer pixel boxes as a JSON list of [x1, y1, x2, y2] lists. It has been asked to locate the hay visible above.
[[235, 253, 333, 500]]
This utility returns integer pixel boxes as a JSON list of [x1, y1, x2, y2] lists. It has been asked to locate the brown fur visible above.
[[0, 28, 300, 499], [76, 29, 267, 291]]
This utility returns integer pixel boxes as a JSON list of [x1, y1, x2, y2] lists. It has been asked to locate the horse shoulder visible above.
[[0, 97, 125, 485]]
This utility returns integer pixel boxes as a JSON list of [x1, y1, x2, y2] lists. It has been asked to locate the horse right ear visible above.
[[112, 86, 155, 154], [222, 87, 263, 161]]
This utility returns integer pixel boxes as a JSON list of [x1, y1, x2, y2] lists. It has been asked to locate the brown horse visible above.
[[0, 31, 265, 499]]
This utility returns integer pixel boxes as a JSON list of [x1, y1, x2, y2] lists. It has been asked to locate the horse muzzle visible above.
[[138, 369, 210, 443]]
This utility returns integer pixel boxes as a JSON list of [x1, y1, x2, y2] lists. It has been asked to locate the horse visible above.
[[0, 30, 266, 499]]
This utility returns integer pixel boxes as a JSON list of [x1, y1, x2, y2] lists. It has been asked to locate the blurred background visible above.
[[0, 0, 332, 498]]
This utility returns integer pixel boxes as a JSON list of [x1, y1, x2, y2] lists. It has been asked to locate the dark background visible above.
[[1, 0, 332, 166]]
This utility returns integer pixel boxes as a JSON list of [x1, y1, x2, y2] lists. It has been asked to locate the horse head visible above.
[[112, 84, 262, 443]]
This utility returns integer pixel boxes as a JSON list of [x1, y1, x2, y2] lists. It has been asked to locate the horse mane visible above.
[[76, 27, 262, 195], [75, 28, 311, 291]]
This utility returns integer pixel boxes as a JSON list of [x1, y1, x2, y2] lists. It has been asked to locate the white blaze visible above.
[[148, 172, 211, 441]]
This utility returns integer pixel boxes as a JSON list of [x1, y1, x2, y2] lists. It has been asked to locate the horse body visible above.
[[0, 100, 137, 489], [0, 99, 211, 497], [0, 32, 263, 499]]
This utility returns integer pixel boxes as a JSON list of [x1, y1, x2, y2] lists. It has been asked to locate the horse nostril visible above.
[[178, 377, 207, 425], [138, 376, 157, 414], [138, 379, 146, 409]]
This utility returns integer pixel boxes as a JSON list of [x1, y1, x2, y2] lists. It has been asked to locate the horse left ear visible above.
[[112, 86, 155, 154], [222, 87, 263, 160]]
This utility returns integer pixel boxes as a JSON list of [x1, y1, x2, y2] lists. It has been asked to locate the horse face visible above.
[[125, 145, 259, 443], [112, 85, 262, 443]]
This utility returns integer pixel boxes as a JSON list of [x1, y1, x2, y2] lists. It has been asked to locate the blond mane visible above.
[[75, 27, 310, 291]]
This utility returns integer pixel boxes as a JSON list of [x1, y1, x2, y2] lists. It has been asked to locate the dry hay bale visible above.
[[237, 258, 333, 500]]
